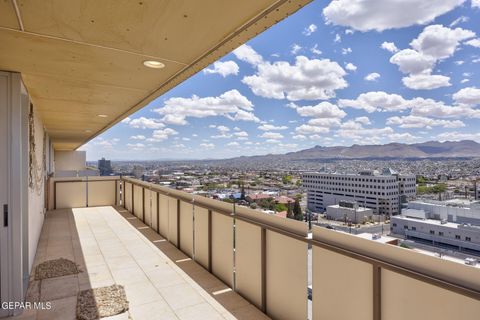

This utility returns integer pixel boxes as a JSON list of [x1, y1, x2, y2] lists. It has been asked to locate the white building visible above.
[[407, 200, 480, 226], [303, 169, 416, 216], [326, 201, 373, 224]]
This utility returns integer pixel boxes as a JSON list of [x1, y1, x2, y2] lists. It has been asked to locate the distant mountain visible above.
[[229, 140, 480, 162]]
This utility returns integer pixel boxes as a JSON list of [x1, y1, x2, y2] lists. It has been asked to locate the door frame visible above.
[[0, 71, 27, 317]]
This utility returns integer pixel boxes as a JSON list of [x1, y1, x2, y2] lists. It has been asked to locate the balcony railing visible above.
[[49, 176, 480, 320]]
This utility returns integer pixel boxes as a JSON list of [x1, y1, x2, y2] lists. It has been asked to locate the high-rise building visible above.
[[303, 169, 416, 216], [98, 157, 113, 176]]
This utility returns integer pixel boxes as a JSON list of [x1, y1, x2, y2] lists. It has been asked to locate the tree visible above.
[[240, 182, 246, 200], [293, 196, 303, 221], [287, 201, 294, 219], [282, 175, 292, 184]]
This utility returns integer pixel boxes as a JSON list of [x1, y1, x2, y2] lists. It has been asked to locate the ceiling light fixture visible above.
[[97, 114, 108, 118], [143, 60, 165, 69]]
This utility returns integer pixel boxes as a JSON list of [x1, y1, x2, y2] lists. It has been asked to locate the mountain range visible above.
[[232, 140, 480, 161]]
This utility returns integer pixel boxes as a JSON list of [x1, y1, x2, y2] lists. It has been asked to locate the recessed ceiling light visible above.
[[143, 60, 165, 69], [97, 114, 108, 118]]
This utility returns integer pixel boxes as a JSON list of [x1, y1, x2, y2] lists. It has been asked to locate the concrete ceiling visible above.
[[0, 0, 312, 150]]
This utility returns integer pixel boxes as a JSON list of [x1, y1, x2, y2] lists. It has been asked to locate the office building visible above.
[[303, 169, 416, 215], [98, 157, 113, 176]]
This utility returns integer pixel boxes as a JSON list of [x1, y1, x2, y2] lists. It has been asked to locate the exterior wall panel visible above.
[[211, 212, 233, 287], [88, 180, 116, 207], [55, 181, 86, 209]]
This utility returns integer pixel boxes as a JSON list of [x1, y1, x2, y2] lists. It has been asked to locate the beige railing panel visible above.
[[312, 226, 480, 291], [88, 180, 116, 207], [382, 269, 480, 320], [211, 211, 233, 287], [312, 247, 373, 320], [55, 181, 86, 209], [168, 197, 178, 246], [133, 185, 143, 220], [151, 192, 159, 232], [144, 189, 153, 227], [194, 206, 209, 269], [235, 220, 262, 309], [266, 230, 307, 320], [124, 182, 132, 212], [179, 201, 194, 257], [158, 194, 169, 238]]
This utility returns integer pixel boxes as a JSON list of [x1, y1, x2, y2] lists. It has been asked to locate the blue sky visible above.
[[82, 0, 480, 161]]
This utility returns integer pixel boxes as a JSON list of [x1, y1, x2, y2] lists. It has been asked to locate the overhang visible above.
[[0, 0, 312, 150]]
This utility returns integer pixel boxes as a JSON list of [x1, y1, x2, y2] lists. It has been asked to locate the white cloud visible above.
[[437, 131, 480, 142], [149, 128, 178, 142], [310, 44, 322, 55], [295, 124, 330, 135], [473, 0, 480, 8], [386, 115, 465, 128], [461, 79, 470, 84], [345, 63, 357, 71], [452, 87, 480, 105], [242, 56, 347, 101], [334, 33, 342, 43], [234, 131, 248, 137], [303, 24, 317, 36], [402, 73, 451, 90], [364, 72, 380, 81], [323, 0, 465, 32], [130, 135, 146, 140], [161, 114, 188, 126], [409, 97, 480, 118], [127, 143, 145, 149], [292, 134, 307, 140], [293, 101, 347, 119], [153, 90, 258, 124], [258, 124, 288, 131], [454, 60, 465, 65], [203, 61, 239, 77], [128, 117, 165, 129], [449, 16, 469, 27], [390, 49, 436, 74], [341, 47, 352, 55], [291, 44, 302, 54], [233, 44, 264, 66], [216, 125, 230, 133], [226, 142, 240, 147], [338, 125, 395, 140], [307, 118, 342, 128], [381, 42, 399, 53], [339, 91, 407, 113], [466, 38, 480, 47], [121, 117, 131, 124], [260, 132, 284, 140], [355, 116, 371, 125], [199, 143, 215, 150], [410, 25, 475, 60]]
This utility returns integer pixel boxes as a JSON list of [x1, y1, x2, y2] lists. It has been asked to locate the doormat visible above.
[[35, 258, 82, 280], [77, 284, 129, 320]]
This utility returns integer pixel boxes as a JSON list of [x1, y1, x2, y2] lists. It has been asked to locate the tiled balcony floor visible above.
[[13, 206, 268, 320]]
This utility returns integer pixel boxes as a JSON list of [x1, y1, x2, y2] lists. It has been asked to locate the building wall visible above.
[[303, 172, 416, 215], [54, 150, 86, 171], [391, 216, 480, 252], [27, 104, 50, 272]]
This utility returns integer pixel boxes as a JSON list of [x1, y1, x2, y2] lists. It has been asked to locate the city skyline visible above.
[[81, 0, 480, 161]]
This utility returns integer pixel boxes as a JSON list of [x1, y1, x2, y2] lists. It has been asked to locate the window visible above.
[[412, 226, 416, 231], [439, 232, 444, 236], [404, 225, 408, 229], [455, 235, 460, 240], [466, 237, 471, 242], [429, 230, 435, 235], [393, 223, 397, 227]]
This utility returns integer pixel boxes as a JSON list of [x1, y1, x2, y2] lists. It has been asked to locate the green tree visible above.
[[240, 182, 246, 200], [287, 202, 294, 219], [293, 196, 303, 221], [416, 176, 426, 185], [275, 203, 287, 213], [282, 175, 292, 184]]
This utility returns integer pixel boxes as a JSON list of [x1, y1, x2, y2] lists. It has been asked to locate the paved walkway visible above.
[[13, 206, 266, 320]]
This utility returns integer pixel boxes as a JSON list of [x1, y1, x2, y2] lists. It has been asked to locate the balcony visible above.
[[11, 176, 480, 319]]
